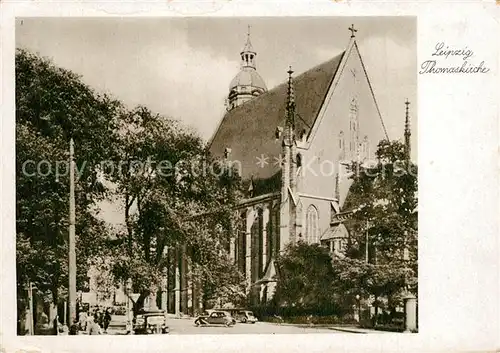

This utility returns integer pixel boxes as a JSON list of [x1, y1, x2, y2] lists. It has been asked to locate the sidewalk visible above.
[[266, 322, 393, 334], [328, 326, 392, 334], [166, 313, 192, 320]]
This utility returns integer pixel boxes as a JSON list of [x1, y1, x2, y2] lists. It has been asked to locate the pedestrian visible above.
[[87, 316, 102, 335], [103, 309, 112, 333], [86, 311, 93, 331], [79, 310, 88, 331], [98, 309, 105, 328], [59, 323, 69, 335], [69, 320, 79, 335], [53, 315, 60, 335], [126, 318, 133, 335]]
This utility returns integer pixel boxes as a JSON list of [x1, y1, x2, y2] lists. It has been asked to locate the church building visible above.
[[208, 25, 392, 304]]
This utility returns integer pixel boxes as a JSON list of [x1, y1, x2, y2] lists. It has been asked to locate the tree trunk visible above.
[[125, 193, 135, 255]]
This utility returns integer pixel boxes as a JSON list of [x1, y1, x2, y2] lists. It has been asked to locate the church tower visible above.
[[227, 27, 267, 110], [279, 67, 301, 247]]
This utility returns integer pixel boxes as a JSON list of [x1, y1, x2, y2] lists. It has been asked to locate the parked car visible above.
[[113, 306, 127, 315], [194, 310, 236, 327], [133, 309, 169, 334], [237, 310, 258, 324]]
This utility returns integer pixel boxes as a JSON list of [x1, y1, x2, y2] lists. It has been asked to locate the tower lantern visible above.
[[227, 26, 267, 110]]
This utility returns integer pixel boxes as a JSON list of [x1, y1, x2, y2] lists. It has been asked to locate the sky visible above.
[[16, 17, 417, 226]]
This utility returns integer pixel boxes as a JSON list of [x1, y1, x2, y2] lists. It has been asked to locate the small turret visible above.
[[404, 99, 411, 162]]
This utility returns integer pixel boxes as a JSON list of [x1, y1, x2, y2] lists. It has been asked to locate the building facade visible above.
[[159, 27, 415, 315], [208, 28, 390, 304]]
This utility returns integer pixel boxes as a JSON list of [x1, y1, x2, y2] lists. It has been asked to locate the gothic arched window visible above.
[[338, 131, 345, 160], [296, 153, 302, 168], [362, 136, 369, 160], [305, 205, 319, 244], [349, 98, 359, 156]]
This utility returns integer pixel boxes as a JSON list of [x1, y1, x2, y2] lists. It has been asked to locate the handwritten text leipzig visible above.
[[419, 42, 490, 74]]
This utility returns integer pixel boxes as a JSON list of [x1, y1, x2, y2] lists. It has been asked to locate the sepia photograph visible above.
[[15, 17, 418, 336]]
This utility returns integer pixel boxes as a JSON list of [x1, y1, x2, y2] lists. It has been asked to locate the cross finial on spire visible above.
[[349, 24, 357, 38], [247, 24, 251, 38]]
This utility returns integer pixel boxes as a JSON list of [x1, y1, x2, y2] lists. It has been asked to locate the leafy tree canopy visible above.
[[338, 139, 418, 305], [16, 49, 120, 305], [274, 242, 338, 311], [107, 105, 245, 311]]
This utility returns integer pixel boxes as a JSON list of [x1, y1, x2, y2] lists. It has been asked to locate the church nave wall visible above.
[[298, 44, 387, 207], [234, 199, 279, 291]]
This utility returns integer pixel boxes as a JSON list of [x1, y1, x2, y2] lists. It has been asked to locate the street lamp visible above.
[[402, 230, 417, 333], [27, 282, 36, 335], [68, 138, 77, 325]]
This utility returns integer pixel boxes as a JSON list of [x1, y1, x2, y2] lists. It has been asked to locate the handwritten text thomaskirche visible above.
[[420, 42, 490, 74]]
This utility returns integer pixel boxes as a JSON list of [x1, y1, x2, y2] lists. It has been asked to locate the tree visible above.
[[273, 242, 340, 315], [334, 139, 418, 314], [107, 106, 245, 314], [186, 214, 246, 310], [16, 49, 120, 324]]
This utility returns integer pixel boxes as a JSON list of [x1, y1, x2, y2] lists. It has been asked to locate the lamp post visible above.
[[68, 138, 77, 325], [403, 230, 417, 333], [27, 282, 35, 335], [365, 220, 369, 263]]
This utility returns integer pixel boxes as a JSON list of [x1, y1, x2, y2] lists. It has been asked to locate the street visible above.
[[106, 315, 343, 335], [167, 318, 338, 334]]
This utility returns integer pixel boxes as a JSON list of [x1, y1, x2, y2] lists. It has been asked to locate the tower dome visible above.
[[227, 27, 267, 111], [229, 68, 267, 93]]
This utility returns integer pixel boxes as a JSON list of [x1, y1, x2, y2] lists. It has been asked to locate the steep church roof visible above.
[[210, 52, 345, 183]]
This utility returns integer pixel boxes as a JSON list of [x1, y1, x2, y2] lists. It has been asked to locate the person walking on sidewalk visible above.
[[79, 310, 88, 331], [69, 320, 79, 335], [103, 308, 112, 333], [87, 316, 102, 335]]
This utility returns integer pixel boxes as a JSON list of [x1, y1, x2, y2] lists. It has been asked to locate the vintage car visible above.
[[133, 309, 169, 334], [113, 305, 127, 316], [236, 310, 258, 324], [194, 310, 236, 327]]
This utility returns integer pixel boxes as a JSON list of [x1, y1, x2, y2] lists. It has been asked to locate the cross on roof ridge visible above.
[[349, 24, 358, 38]]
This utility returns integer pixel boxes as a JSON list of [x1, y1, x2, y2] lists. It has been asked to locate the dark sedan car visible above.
[[194, 310, 236, 327]]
